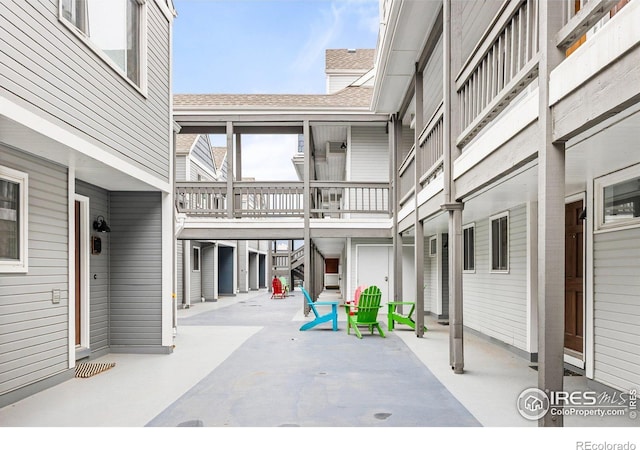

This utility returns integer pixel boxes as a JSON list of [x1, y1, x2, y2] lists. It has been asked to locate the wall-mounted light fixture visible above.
[[93, 215, 111, 233], [340, 142, 347, 149], [578, 208, 587, 221]]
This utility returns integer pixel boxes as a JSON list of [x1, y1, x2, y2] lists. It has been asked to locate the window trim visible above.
[[0, 165, 28, 273], [192, 246, 200, 272], [463, 223, 475, 273], [428, 236, 437, 257], [489, 211, 509, 273], [58, 0, 149, 97], [594, 163, 640, 233]]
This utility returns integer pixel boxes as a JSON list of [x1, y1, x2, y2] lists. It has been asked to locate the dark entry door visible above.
[[565, 200, 584, 353], [75, 201, 81, 346]]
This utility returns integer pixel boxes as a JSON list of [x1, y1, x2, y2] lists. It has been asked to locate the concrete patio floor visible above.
[[0, 289, 637, 446]]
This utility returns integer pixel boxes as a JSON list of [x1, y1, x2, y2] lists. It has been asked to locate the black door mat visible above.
[[75, 362, 116, 378]]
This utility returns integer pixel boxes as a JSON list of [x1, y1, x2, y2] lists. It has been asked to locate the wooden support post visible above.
[[414, 65, 425, 338], [235, 134, 242, 181], [537, 0, 566, 428], [391, 115, 404, 308], [303, 120, 311, 315], [443, 0, 464, 372], [226, 121, 234, 219]]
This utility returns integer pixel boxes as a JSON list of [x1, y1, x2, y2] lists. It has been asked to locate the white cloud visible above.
[[239, 135, 299, 181], [288, 0, 379, 92]]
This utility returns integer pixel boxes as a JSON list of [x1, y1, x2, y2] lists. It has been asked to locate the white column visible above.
[[161, 191, 174, 346]]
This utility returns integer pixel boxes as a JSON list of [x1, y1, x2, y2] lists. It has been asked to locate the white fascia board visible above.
[[371, 0, 402, 110], [416, 173, 444, 207], [309, 218, 393, 230], [398, 202, 413, 224], [174, 108, 376, 117], [453, 87, 539, 180], [183, 218, 305, 230], [550, 0, 640, 107], [154, 0, 177, 21]]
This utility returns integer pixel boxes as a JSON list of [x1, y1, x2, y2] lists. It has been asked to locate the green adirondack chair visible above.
[[387, 301, 428, 332], [343, 285, 385, 339]]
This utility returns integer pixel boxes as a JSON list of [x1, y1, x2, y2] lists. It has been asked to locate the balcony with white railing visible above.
[[176, 180, 390, 220], [397, 102, 445, 221], [550, 0, 638, 140], [418, 103, 444, 188], [556, 0, 624, 53], [456, 0, 540, 149]]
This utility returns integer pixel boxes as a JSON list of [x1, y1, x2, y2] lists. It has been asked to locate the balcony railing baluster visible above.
[[176, 180, 389, 219]]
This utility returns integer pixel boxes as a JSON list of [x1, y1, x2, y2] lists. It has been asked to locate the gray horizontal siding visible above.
[[175, 156, 187, 182], [190, 242, 202, 303], [0, 145, 69, 395], [593, 227, 640, 392], [109, 192, 162, 347], [327, 75, 358, 94], [238, 240, 248, 293], [422, 35, 443, 125], [350, 126, 390, 182], [459, 0, 504, 64], [0, 0, 170, 183], [462, 205, 528, 351], [424, 236, 439, 314], [75, 180, 109, 353], [191, 135, 215, 175], [176, 241, 183, 304], [202, 245, 215, 301]]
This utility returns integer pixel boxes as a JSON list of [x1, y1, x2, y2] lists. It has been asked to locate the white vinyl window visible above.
[[60, 0, 146, 90], [463, 224, 475, 272], [193, 246, 200, 272], [490, 212, 509, 273], [595, 164, 640, 232], [429, 236, 437, 257], [0, 166, 28, 273]]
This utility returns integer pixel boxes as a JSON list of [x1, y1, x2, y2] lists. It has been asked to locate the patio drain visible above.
[[374, 412, 392, 420]]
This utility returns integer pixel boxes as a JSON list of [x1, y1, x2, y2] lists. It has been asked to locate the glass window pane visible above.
[[463, 227, 474, 271], [62, 0, 140, 85], [491, 220, 499, 270], [0, 180, 19, 260], [500, 217, 508, 270], [491, 216, 508, 271], [193, 248, 200, 271], [603, 177, 640, 224]]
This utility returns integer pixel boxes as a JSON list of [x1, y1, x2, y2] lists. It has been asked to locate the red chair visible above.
[[271, 277, 286, 299], [345, 285, 366, 315]]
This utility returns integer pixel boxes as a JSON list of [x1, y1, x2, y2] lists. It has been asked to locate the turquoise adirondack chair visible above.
[[343, 285, 385, 338], [299, 287, 339, 331]]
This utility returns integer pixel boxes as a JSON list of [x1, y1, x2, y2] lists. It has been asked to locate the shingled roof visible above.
[[175, 133, 197, 154], [211, 147, 227, 171], [325, 49, 375, 71], [174, 86, 373, 110]]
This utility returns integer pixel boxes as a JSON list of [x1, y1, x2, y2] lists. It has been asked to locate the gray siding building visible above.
[[0, 0, 176, 407]]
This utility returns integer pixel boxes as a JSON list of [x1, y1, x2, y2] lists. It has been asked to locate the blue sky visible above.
[[172, 0, 380, 180], [172, 0, 379, 94]]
